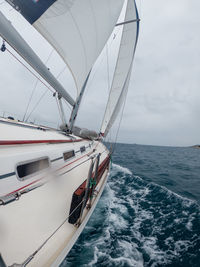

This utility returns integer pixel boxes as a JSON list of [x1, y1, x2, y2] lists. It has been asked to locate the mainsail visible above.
[[5, 0, 124, 95], [101, 0, 139, 137]]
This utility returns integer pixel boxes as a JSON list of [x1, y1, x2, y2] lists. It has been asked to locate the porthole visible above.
[[16, 157, 49, 180], [63, 150, 75, 161]]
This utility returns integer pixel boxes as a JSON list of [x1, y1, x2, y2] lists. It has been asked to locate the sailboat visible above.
[[0, 0, 139, 266]]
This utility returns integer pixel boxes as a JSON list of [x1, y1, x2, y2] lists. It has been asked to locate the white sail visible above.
[[5, 0, 124, 95], [100, 0, 139, 137], [34, 0, 124, 94]]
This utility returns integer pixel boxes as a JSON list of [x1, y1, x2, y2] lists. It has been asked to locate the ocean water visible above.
[[61, 144, 200, 267]]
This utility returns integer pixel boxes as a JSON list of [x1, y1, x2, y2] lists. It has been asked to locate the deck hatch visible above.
[[16, 157, 49, 180]]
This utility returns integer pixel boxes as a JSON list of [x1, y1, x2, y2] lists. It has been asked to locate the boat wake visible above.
[[62, 163, 200, 267]]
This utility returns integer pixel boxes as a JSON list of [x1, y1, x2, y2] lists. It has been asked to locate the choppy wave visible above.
[[62, 162, 200, 267]]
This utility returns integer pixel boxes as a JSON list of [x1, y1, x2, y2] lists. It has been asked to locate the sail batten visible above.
[[100, 0, 139, 137]]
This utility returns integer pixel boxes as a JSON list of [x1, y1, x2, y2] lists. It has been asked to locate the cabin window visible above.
[[16, 157, 49, 180], [63, 150, 75, 161], [80, 146, 86, 153]]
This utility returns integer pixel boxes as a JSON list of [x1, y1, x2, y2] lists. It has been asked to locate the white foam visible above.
[[186, 220, 193, 231], [112, 163, 132, 175], [88, 241, 144, 267], [116, 240, 144, 266], [88, 246, 107, 266], [109, 255, 143, 267], [109, 212, 128, 229], [132, 209, 153, 231], [174, 240, 191, 254], [151, 182, 196, 207], [142, 236, 170, 265]]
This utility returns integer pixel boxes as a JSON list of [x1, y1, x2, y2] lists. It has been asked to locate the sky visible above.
[[0, 0, 200, 147]]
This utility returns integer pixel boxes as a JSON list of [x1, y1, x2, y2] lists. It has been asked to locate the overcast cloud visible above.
[[0, 0, 200, 147]]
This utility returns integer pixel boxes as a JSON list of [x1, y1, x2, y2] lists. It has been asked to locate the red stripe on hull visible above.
[[0, 139, 83, 145]]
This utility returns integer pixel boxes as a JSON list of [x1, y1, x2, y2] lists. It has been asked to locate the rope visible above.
[[6, 48, 54, 93], [55, 96, 63, 124], [23, 79, 40, 122], [2, 41, 71, 125], [25, 89, 49, 122], [63, 98, 72, 111], [23, 50, 54, 122], [26, 65, 69, 123], [84, 27, 121, 99], [59, 157, 91, 177], [112, 90, 127, 154], [53, 66, 72, 125], [105, 43, 113, 154]]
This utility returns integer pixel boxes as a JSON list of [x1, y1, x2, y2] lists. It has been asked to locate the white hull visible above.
[[0, 118, 110, 266]]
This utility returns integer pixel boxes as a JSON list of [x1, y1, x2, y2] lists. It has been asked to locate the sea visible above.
[[61, 143, 200, 267]]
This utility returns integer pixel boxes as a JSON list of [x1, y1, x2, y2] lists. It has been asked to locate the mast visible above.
[[0, 11, 75, 106], [68, 72, 91, 132]]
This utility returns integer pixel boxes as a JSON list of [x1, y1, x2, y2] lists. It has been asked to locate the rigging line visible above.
[[23, 49, 54, 122], [25, 89, 49, 122], [23, 79, 40, 122], [56, 65, 67, 78], [112, 90, 127, 154], [26, 65, 69, 123], [104, 44, 113, 153], [55, 95, 63, 124], [99, 28, 123, 135], [6, 47, 54, 93], [54, 65, 72, 120], [138, 0, 142, 21], [63, 98, 72, 111], [85, 26, 122, 97]]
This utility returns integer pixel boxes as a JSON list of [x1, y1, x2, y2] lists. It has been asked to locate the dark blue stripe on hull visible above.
[[0, 172, 15, 179], [6, 0, 57, 24]]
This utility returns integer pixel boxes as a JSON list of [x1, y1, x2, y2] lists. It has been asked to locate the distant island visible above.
[[191, 145, 200, 148]]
